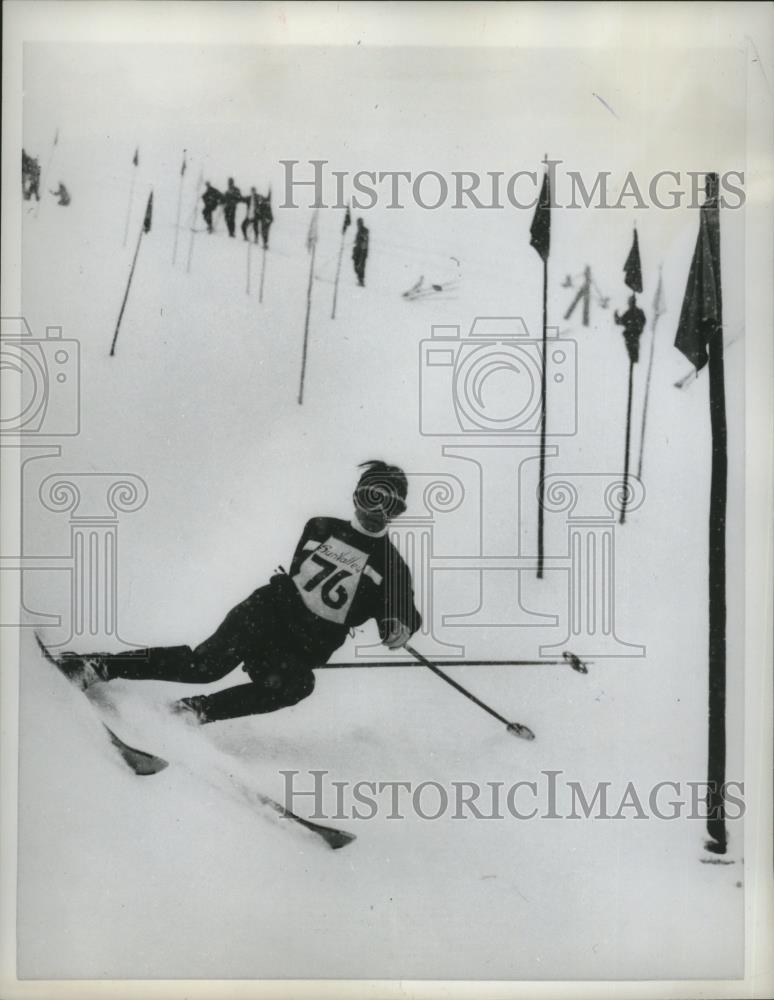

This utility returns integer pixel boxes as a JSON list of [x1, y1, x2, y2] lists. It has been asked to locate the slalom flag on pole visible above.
[[342, 203, 352, 234], [299, 209, 320, 404], [180, 150, 187, 177], [53, 128, 59, 146], [530, 161, 551, 578], [674, 173, 728, 856], [623, 227, 643, 293], [132, 147, 139, 167], [111, 189, 153, 357], [143, 190, 153, 232], [530, 170, 551, 262]]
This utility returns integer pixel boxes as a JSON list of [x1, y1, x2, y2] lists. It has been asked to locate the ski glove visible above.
[[380, 618, 411, 650]]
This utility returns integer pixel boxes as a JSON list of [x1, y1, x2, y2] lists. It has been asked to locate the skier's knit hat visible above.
[[354, 460, 408, 518]]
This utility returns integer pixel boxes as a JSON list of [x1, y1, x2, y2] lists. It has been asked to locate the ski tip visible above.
[[507, 722, 535, 741], [563, 651, 589, 674], [299, 818, 357, 850], [323, 828, 357, 850]]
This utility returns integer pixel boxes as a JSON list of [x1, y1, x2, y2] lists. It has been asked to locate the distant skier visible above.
[[223, 177, 243, 238], [50, 182, 71, 206], [352, 217, 369, 287], [22, 150, 41, 201], [241, 187, 260, 242], [257, 194, 274, 249], [54, 461, 421, 724], [201, 182, 223, 234], [614, 294, 646, 364]]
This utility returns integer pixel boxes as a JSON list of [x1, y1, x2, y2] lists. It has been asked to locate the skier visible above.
[[222, 177, 243, 238], [50, 182, 71, 206], [241, 187, 260, 242], [352, 217, 369, 287], [614, 294, 646, 364], [55, 461, 421, 724], [201, 182, 223, 234], [257, 194, 274, 249], [22, 150, 41, 201]]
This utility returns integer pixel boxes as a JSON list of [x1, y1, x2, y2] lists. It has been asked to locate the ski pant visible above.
[[98, 586, 320, 723], [224, 205, 237, 237], [353, 252, 367, 286], [241, 215, 258, 241]]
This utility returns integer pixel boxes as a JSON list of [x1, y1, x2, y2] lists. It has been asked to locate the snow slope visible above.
[[15, 100, 745, 980]]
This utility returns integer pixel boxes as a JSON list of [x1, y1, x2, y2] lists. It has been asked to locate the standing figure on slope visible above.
[[50, 182, 71, 206], [257, 193, 274, 249], [22, 150, 41, 201], [614, 294, 646, 364], [352, 217, 370, 287], [241, 186, 260, 242], [55, 461, 422, 725], [222, 177, 243, 238], [202, 182, 223, 234]]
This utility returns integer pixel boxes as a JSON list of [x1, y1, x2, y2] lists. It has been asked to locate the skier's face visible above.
[[353, 483, 406, 533]]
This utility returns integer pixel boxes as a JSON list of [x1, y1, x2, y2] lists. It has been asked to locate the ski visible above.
[[35, 631, 170, 775], [34, 631, 355, 848], [230, 778, 356, 850]]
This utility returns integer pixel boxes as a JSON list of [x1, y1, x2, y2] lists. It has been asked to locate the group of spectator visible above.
[[202, 178, 273, 247]]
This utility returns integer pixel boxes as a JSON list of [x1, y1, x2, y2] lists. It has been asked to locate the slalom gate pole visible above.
[[110, 212, 145, 356], [172, 158, 186, 266], [405, 645, 536, 740], [122, 169, 136, 248], [259, 244, 268, 303], [185, 170, 204, 274], [297, 239, 317, 405], [636, 270, 663, 480], [331, 227, 346, 319], [620, 358, 635, 524], [537, 248, 548, 577]]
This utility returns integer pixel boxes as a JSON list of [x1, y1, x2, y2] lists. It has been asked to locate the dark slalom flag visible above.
[[111, 190, 153, 357], [132, 147, 139, 167], [180, 151, 187, 177], [674, 173, 728, 856], [530, 164, 551, 578], [143, 190, 153, 232], [623, 227, 643, 293], [342, 204, 352, 234], [530, 171, 551, 262], [675, 210, 718, 370]]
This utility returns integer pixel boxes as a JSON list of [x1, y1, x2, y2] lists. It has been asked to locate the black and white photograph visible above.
[[1, 2, 772, 998]]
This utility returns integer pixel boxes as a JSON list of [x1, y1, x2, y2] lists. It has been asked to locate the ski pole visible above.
[[316, 651, 589, 671], [405, 644, 536, 740]]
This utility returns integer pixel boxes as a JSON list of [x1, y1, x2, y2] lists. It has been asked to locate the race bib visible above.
[[293, 535, 368, 624]]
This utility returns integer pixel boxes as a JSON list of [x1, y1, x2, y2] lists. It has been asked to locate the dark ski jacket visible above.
[[267, 516, 421, 663]]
